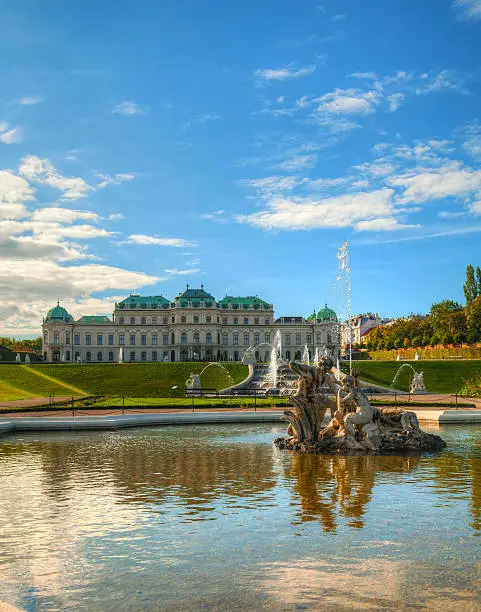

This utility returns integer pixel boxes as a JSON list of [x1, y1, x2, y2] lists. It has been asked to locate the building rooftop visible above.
[[218, 296, 272, 309], [45, 303, 74, 323], [117, 295, 171, 309], [76, 316, 112, 323]]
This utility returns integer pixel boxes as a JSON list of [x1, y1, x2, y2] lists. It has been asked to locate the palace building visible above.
[[41, 285, 340, 363]]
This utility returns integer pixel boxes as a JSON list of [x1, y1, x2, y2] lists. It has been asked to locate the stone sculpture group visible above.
[[275, 357, 446, 454]]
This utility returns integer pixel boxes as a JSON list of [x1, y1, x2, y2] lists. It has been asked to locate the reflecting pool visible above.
[[1, 424, 481, 610]]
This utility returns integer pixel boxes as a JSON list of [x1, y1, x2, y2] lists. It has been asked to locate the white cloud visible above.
[[108, 213, 124, 221], [183, 114, 220, 130], [31, 207, 100, 223], [0, 123, 23, 144], [354, 217, 419, 231], [112, 101, 143, 116], [96, 172, 136, 189], [17, 96, 42, 105], [415, 70, 468, 95], [332, 13, 346, 21], [255, 64, 316, 82], [469, 199, 481, 214], [164, 268, 201, 276], [19, 155, 91, 200], [276, 154, 318, 171], [123, 234, 197, 247], [388, 92, 405, 112], [453, 0, 481, 20], [236, 189, 396, 231], [200, 209, 228, 220], [0, 170, 34, 219], [438, 211, 467, 218], [315, 88, 380, 115], [459, 121, 481, 160]]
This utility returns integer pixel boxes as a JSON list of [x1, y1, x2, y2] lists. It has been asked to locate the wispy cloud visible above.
[[123, 234, 197, 247], [17, 96, 42, 105], [453, 0, 481, 21], [183, 113, 220, 130], [19, 155, 91, 200], [165, 268, 201, 276], [332, 13, 346, 21], [254, 64, 316, 83], [0, 122, 22, 144], [112, 101, 143, 116]]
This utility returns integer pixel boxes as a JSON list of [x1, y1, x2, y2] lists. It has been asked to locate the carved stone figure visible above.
[[186, 373, 202, 396], [275, 360, 446, 455], [410, 372, 427, 394]]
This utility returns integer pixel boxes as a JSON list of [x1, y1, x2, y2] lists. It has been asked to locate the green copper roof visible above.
[[45, 304, 73, 322], [317, 304, 338, 322], [218, 296, 272, 309], [175, 285, 215, 302], [76, 315, 112, 323], [118, 295, 171, 308], [306, 309, 317, 321]]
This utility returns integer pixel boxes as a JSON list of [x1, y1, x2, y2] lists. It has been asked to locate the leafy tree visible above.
[[464, 264, 481, 307], [467, 296, 481, 342]]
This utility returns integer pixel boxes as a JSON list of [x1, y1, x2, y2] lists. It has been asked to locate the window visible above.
[[43, 332, 48, 343], [296, 333, 301, 345], [74, 334, 80, 345], [306, 334, 312, 344], [130, 351, 136, 361], [206, 315, 211, 323], [222, 333, 228, 346], [171, 316, 175, 323], [53, 332, 59, 344], [97, 334, 103, 345], [265, 318, 270, 325], [66, 350, 71, 361], [86, 351, 91, 362], [242, 333, 248, 346], [193, 315, 199, 323], [285, 333, 291, 345], [108, 334, 114, 345], [163, 334, 168, 345], [222, 317, 227, 325], [162, 316, 167, 325], [254, 333, 260, 345], [171, 333, 175, 344], [141, 316, 146, 325], [181, 333, 187, 345], [181, 316, 187, 323], [234, 351, 239, 361], [141, 334, 147, 346], [130, 334, 136, 345], [152, 350, 158, 361], [130, 316, 135, 325], [141, 351, 147, 361], [97, 351, 103, 361], [244, 317, 249, 325], [206, 332, 212, 345], [254, 317, 259, 325], [265, 333, 270, 344], [316, 332, 321, 344], [233, 317, 238, 325], [108, 351, 114, 361], [152, 316, 157, 325], [193, 332, 200, 344], [66, 332, 70, 344], [119, 334, 125, 345], [86, 334, 91, 345], [233, 333, 239, 345], [152, 335, 157, 345], [119, 316, 124, 324]]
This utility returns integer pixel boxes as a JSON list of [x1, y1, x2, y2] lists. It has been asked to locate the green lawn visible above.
[[351, 360, 481, 394], [0, 362, 248, 400], [94, 396, 290, 408]]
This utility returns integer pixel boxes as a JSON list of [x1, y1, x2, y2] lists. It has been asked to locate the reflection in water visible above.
[[286, 453, 420, 532], [0, 424, 480, 610]]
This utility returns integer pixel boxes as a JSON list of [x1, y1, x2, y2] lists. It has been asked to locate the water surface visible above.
[[0, 424, 480, 610]]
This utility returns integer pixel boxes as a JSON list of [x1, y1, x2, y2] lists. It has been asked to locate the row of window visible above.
[[44, 331, 334, 346], [116, 315, 271, 325]]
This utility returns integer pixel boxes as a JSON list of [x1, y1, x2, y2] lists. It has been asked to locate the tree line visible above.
[[364, 265, 481, 351], [0, 337, 42, 353]]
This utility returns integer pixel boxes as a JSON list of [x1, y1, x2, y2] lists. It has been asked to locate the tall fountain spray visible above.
[[302, 344, 310, 365], [313, 346, 319, 364], [337, 239, 352, 373], [267, 329, 282, 388], [118, 347, 123, 364]]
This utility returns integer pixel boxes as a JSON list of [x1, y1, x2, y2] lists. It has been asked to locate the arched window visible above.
[[206, 333, 212, 345], [181, 333, 187, 345], [86, 351, 91, 362], [193, 332, 200, 344], [243, 333, 249, 346]]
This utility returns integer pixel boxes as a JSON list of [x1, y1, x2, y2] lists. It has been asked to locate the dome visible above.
[[45, 303, 73, 322], [306, 309, 317, 321], [316, 304, 337, 322]]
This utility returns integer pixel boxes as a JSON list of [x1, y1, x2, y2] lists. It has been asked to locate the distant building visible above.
[[41, 287, 341, 363], [341, 313, 392, 347]]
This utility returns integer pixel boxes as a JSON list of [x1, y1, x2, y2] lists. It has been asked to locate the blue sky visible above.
[[1, 0, 481, 336]]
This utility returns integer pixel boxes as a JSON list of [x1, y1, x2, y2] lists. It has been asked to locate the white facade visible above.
[[341, 313, 392, 347], [42, 287, 340, 363]]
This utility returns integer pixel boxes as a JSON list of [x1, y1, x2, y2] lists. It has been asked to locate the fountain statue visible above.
[[186, 373, 202, 396], [275, 357, 445, 454], [25, 354, 30, 364], [414, 351, 420, 361], [410, 371, 427, 394], [15, 353, 21, 363]]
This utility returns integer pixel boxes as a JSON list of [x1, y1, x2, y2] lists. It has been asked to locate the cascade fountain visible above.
[[392, 363, 427, 394], [302, 344, 310, 365], [337, 240, 352, 373], [266, 329, 282, 389]]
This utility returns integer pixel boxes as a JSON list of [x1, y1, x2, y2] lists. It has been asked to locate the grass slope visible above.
[[0, 365, 85, 401], [352, 360, 481, 394], [23, 362, 248, 398]]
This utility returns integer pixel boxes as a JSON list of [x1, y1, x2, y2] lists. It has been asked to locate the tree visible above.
[[464, 264, 481, 307], [467, 296, 481, 343]]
